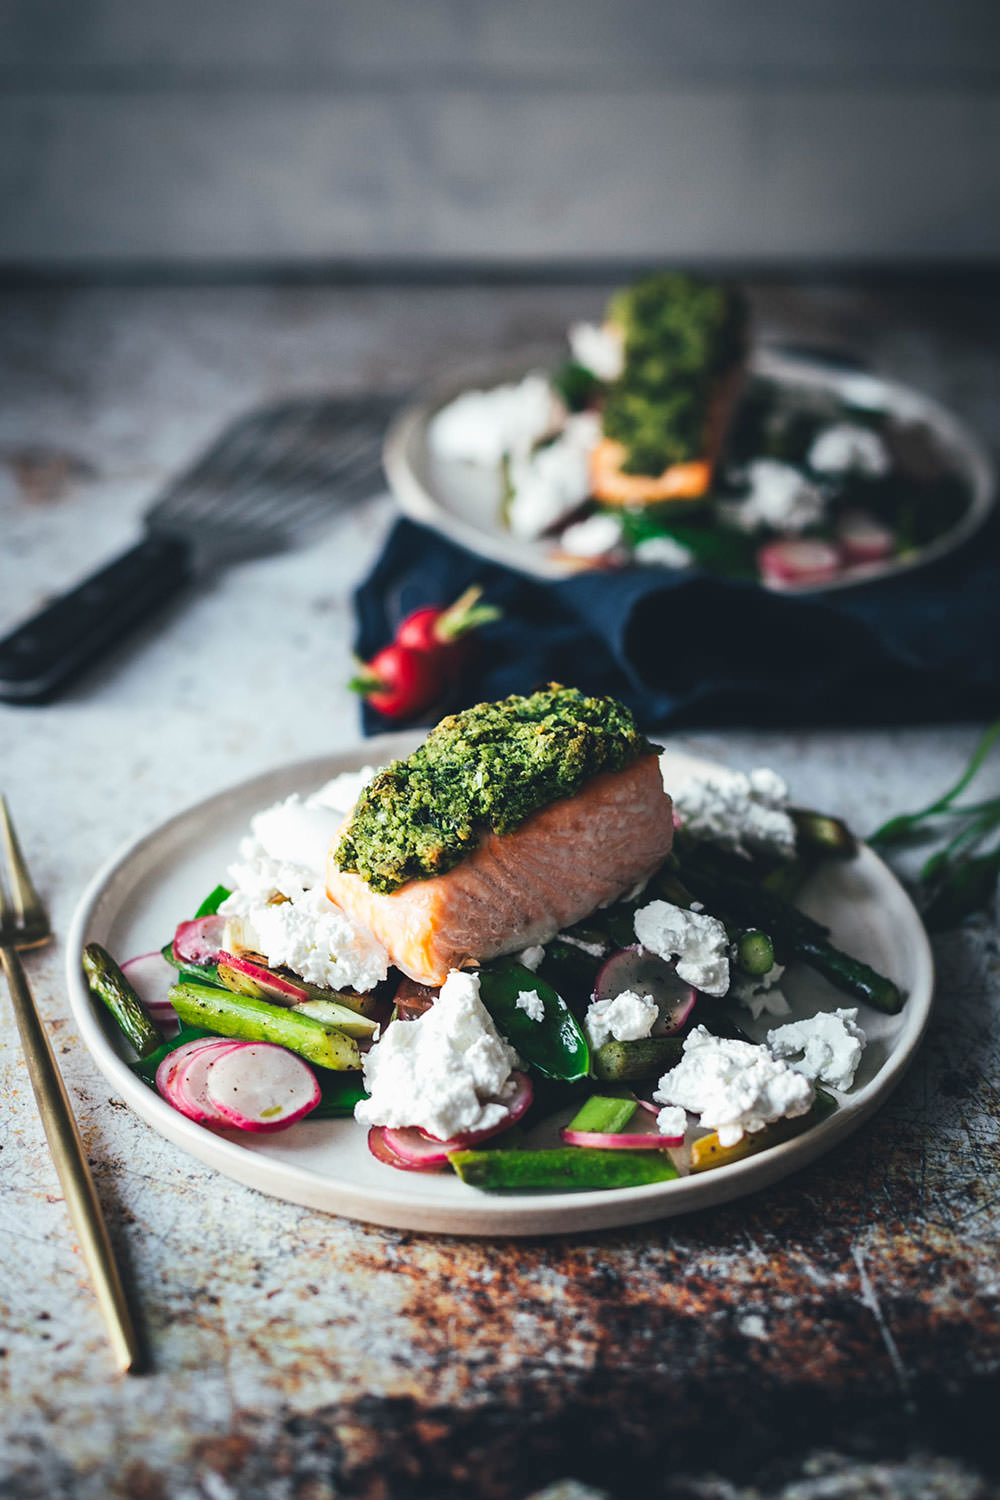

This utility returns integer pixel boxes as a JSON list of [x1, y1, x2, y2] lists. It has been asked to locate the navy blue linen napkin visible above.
[[353, 515, 1000, 735]]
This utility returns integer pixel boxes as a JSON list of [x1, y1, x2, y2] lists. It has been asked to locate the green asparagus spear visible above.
[[82, 943, 162, 1058], [591, 1036, 683, 1082], [734, 928, 775, 976], [450, 1146, 678, 1192], [790, 809, 857, 859], [566, 1095, 639, 1134], [169, 982, 360, 1070], [680, 853, 903, 1014]]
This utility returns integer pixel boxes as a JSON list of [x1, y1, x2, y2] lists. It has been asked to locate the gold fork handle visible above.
[[2, 944, 142, 1373]]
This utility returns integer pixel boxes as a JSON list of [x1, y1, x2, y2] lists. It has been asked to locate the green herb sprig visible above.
[[870, 721, 1000, 930]]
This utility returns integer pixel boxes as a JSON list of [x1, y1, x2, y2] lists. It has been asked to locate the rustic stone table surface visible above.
[[1, 279, 999, 1500]]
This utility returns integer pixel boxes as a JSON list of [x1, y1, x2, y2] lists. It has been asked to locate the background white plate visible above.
[[66, 738, 934, 1236], [383, 347, 995, 591]]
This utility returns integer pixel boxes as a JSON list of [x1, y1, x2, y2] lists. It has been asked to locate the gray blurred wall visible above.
[[2, 0, 1000, 269]]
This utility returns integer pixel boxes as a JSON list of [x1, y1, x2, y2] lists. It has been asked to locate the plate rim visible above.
[[65, 739, 936, 1236], [383, 346, 996, 593]]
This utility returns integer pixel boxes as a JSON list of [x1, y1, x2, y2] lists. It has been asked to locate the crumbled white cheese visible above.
[[429, 374, 565, 467], [557, 932, 607, 958], [558, 512, 623, 559], [719, 459, 825, 534], [355, 970, 521, 1139], [515, 988, 546, 1023], [729, 960, 791, 1020], [219, 773, 389, 991], [633, 900, 730, 997], [653, 1025, 814, 1147], [224, 885, 389, 994], [223, 771, 379, 905], [670, 767, 797, 860], [507, 412, 601, 540], [310, 767, 380, 817], [633, 534, 695, 570], [583, 990, 658, 1050], [518, 945, 546, 972], [656, 1105, 687, 1140], [808, 423, 890, 478], [767, 1007, 867, 1091], [568, 321, 625, 381]]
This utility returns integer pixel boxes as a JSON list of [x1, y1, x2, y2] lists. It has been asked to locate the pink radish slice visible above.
[[592, 948, 696, 1035], [122, 951, 178, 1020], [836, 511, 896, 563], [156, 1038, 242, 1124], [368, 1126, 446, 1173], [173, 915, 227, 964], [215, 953, 309, 1005], [757, 538, 843, 587], [418, 1070, 535, 1146], [205, 1043, 321, 1132], [172, 1042, 247, 1127], [560, 1127, 683, 1149]]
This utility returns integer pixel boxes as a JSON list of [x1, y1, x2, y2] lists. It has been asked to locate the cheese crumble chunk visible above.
[[356, 971, 521, 1140], [653, 1025, 813, 1147]]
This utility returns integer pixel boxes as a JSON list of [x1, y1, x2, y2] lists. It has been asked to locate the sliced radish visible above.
[[173, 915, 227, 965], [367, 1126, 447, 1172], [205, 1042, 321, 1132], [757, 538, 843, 587], [172, 1043, 246, 1127], [560, 1127, 683, 1149], [215, 953, 309, 1005], [836, 510, 896, 564], [155, 1037, 241, 1124], [592, 947, 696, 1035], [122, 951, 178, 1021], [419, 1070, 534, 1145]]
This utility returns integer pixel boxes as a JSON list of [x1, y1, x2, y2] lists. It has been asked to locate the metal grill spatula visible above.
[[0, 395, 398, 704]]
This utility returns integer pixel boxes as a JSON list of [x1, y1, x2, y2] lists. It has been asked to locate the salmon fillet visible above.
[[326, 752, 673, 986], [590, 367, 743, 507]]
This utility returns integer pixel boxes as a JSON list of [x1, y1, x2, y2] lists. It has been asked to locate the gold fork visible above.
[[0, 796, 142, 1373]]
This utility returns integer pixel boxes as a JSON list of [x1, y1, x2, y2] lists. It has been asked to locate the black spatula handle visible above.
[[0, 534, 192, 705]]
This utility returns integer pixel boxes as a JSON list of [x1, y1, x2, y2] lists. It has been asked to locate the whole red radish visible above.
[[349, 641, 445, 720], [350, 583, 500, 721]]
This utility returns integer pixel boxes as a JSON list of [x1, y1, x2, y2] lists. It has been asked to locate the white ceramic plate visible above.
[[384, 347, 995, 591], [66, 739, 934, 1236]]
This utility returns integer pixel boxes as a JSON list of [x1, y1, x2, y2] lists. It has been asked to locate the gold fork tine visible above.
[[0, 795, 47, 941], [0, 800, 142, 1374]]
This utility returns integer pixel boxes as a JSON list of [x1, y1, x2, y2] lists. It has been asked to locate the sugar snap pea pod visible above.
[[591, 1036, 683, 1082], [450, 1146, 679, 1192], [535, 939, 602, 1013], [83, 943, 162, 1058], [169, 982, 360, 1070], [689, 1087, 837, 1173], [790, 809, 857, 860], [131, 1024, 217, 1086], [310, 1073, 368, 1118], [477, 959, 589, 1081], [194, 884, 231, 918]]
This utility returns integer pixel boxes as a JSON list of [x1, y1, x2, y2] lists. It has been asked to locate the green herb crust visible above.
[[602, 272, 747, 476], [334, 685, 656, 893]]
